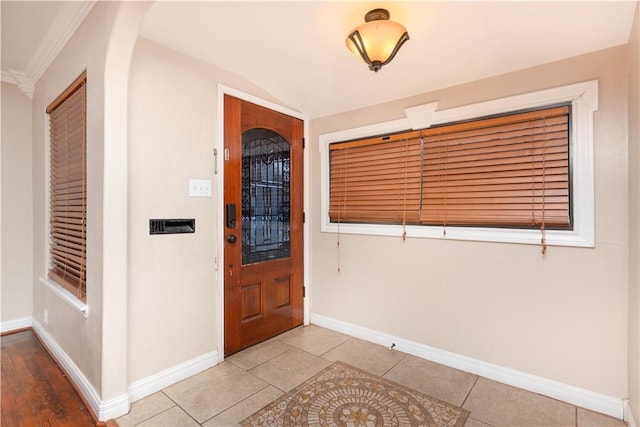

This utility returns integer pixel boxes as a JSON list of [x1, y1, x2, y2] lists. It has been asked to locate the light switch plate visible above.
[[189, 179, 212, 197]]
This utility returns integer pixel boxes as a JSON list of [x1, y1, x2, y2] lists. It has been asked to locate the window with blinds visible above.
[[46, 71, 87, 301], [329, 130, 422, 225], [329, 104, 571, 231]]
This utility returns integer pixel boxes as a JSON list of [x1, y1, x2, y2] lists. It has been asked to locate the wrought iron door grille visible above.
[[241, 128, 291, 265]]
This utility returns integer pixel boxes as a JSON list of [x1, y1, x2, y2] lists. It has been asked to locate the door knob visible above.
[[227, 234, 238, 243]]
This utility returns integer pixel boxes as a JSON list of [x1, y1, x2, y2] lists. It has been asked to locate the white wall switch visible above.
[[189, 179, 212, 197]]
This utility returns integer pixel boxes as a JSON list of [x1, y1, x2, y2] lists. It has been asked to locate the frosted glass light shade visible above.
[[346, 9, 409, 72]]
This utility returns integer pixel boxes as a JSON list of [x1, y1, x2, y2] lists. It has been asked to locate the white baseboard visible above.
[[128, 349, 219, 403], [310, 313, 625, 420], [1, 316, 32, 333], [31, 319, 126, 420], [626, 400, 638, 427], [99, 393, 131, 421], [32, 318, 220, 419]]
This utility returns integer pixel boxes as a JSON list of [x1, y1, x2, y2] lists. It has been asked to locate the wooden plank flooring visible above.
[[1, 329, 96, 426]]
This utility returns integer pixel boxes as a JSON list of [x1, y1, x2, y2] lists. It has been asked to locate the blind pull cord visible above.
[[529, 120, 537, 228], [442, 133, 448, 236], [337, 148, 348, 273], [541, 117, 548, 255], [402, 137, 409, 241], [419, 136, 424, 214]]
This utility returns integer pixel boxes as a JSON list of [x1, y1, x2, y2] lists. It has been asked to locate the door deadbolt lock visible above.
[[227, 234, 238, 244]]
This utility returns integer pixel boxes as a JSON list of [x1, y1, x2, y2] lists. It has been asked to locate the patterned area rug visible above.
[[241, 361, 469, 427]]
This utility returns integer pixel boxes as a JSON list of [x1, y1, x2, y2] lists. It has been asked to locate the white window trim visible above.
[[319, 80, 597, 247], [40, 277, 89, 317]]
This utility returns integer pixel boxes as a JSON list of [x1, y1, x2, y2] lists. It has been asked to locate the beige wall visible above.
[[628, 1, 640, 423], [1, 83, 33, 324], [126, 37, 289, 383], [311, 45, 629, 398]]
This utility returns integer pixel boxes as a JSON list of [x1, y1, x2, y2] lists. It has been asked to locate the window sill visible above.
[[39, 277, 88, 317], [321, 222, 594, 248]]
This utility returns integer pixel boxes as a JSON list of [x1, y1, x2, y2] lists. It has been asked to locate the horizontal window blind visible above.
[[47, 72, 87, 301], [328, 105, 570, 231], [329, 131, 422, 224], [420, 105, 570, 227]]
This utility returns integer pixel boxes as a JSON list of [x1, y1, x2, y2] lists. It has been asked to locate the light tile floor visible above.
[[116, 325, 626, 427]]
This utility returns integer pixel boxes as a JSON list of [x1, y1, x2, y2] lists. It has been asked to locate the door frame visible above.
[[216, 84, 310, 362]]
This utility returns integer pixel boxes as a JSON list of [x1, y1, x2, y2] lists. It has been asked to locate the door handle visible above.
[[227, 234, 238, 244]]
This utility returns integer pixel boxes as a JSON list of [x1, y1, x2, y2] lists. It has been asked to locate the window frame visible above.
[[43, 71, 89, 313], [319, 80, 597, 247]]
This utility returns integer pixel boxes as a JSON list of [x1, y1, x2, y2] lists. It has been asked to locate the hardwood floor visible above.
[[1, 329, 96, 426]]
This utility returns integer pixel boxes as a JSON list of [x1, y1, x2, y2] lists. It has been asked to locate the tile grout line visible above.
[[120, 391, 178, 427], [127, 397, 182, 427], [230, 348, 293, 409], [317, 336, 354, 359], [380, 350, 409, 378], [197, 381, 273, 426], [158, 389, 202, 427], [459, 375, 479, 409], [228, 341, 297, 372], [238, 346, 299, 394]]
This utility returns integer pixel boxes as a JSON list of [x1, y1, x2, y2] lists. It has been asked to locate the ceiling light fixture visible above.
[[346, 8, 410, 72]]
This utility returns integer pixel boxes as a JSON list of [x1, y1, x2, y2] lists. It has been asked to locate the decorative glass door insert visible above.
[[241, 128, 291, 265]]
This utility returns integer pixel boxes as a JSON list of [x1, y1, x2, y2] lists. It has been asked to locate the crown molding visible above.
[[1, 70, 17, 85], [25, 1, 96, 83], [1, 69, 34, 99], [2, 1, 95, 97]]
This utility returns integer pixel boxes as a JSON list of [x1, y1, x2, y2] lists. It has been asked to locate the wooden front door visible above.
[[223, 95, 304, 356]]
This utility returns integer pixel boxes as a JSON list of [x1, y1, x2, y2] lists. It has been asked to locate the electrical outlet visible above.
[[44, 309, 48, 324], [189, 179, 212, 197]]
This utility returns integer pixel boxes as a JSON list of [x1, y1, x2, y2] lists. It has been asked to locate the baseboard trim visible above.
[[1, 316, 33, 334], [99, 393, 130, 421], [128, 349, 219, 403], [31, 319, 128, 420], [31, 318, 221, 419], [310, 313, 625, 420]]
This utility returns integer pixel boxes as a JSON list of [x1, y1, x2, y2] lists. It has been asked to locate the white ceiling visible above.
[[1, 0, 94, 93], [2, 1, 637, 118], [1, 1, 63, 71]]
